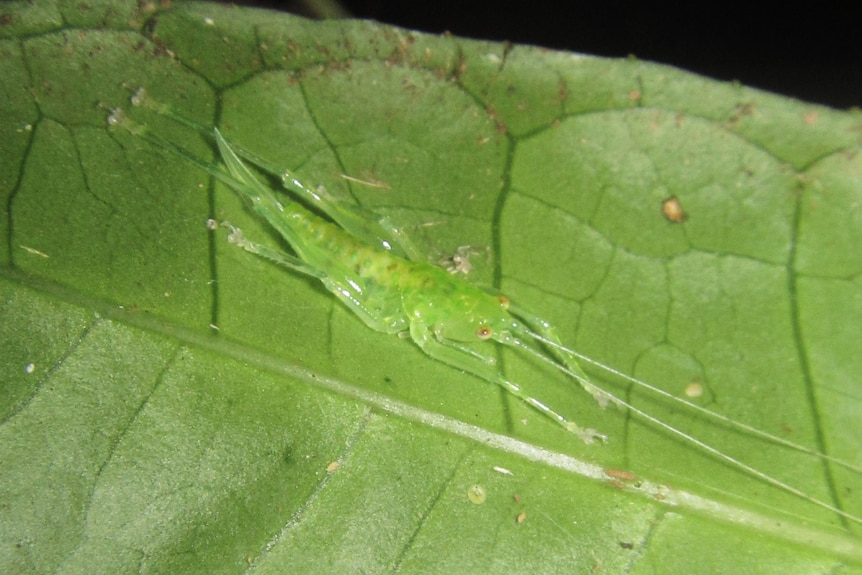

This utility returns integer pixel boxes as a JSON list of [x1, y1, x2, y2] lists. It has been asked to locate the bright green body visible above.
[[215, 128, 515, 338], [208, 127, 604, 443], [261, 187, 509, 341], [110, 94, 862, 524]]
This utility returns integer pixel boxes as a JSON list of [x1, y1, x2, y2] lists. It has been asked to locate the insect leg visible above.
[[124, 88, 423, 260], [505, 302, 612, 408], [214, 134, 409, 254], [407, 320, 607, 444], [209, 221, 325, 279], [244, 153, 426, 261], [233, 150, 426, 262], [206, 134, 421, 258], [211, 130, 428, 263], [321, 278, 410, 335]]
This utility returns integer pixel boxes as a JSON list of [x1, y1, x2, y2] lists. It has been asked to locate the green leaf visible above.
[[2, 1, 861, 573]]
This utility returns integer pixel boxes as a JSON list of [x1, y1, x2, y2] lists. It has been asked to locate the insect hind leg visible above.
[[125, 88, 423, 261], [209, 220, 325, 279], [287, 183, 426, 263]]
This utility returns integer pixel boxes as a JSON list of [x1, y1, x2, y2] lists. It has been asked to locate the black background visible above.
[[234, 1, 861, 109]]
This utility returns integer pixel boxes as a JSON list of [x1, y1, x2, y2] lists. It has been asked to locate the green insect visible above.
[[109, 90, 861, 525]]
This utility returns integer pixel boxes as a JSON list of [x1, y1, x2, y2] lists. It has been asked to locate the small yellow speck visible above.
[[685, 382, 704, 398], [662, 197, 686, 223], [467, 484, 487, 505]]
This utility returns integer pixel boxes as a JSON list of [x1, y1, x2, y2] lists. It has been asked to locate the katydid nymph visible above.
[[108, 89, 862, 526]]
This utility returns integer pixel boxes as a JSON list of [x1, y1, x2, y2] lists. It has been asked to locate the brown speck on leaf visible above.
[[727, 102, 756, 126], [662, 196, 687, 223], [557, 79, 569, 102], [605, 468, 637, 482]]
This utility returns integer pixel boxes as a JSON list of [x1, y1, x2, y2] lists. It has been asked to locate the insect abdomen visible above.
[[280, 201, 416, 287]]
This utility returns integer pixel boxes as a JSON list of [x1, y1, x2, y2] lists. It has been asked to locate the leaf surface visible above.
[[1, 2, 861, 573]]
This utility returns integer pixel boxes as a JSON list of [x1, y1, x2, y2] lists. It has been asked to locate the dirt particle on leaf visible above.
[[662, 196, 686, 223], [467, 484, 487, 505]]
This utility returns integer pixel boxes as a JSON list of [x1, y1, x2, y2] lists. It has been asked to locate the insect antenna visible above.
[[108, 109, 256, 195], [119, 88, 308, 193], [522, 327, 862, 475], [503, 328, 862, 524]]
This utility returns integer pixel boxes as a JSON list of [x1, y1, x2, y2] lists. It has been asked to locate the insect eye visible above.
[[498, 295, 510, 309], [476, 326, 493, 340]]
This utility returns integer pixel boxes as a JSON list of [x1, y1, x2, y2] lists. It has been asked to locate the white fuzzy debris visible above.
[[130, 87, 147, 107], [20, 245, 49, 258]]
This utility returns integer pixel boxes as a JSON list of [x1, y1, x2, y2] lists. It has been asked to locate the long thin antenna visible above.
[[510, 330, 862, 525], [526, 328, 862, 474]]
